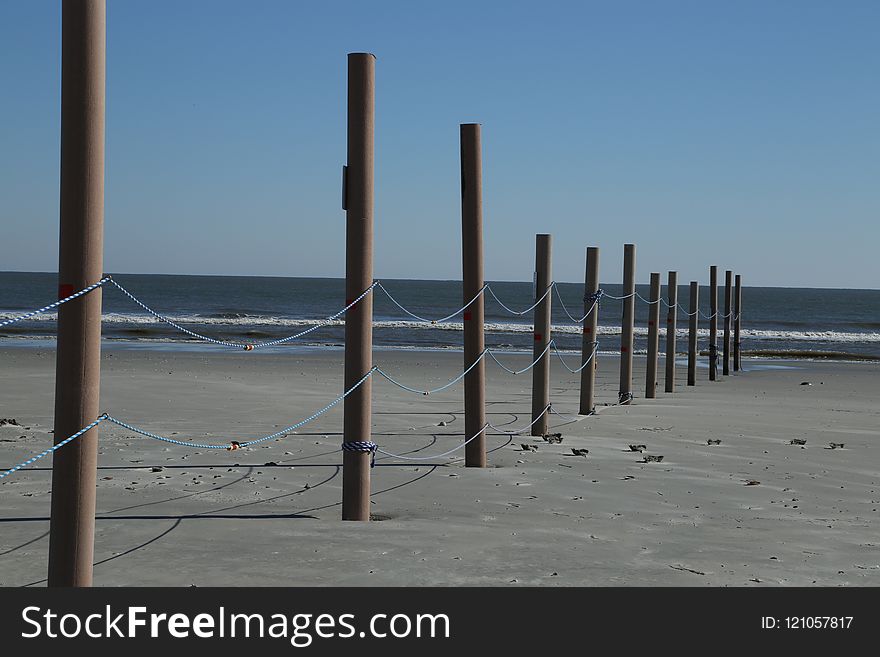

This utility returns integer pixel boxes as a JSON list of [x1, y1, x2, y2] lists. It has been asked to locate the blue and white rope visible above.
[[486, 282, 555, 316], [373, 349, 488, 395], [341, 440, 378, 466], [103, 368, 376, 450], [0, 277, 110, 329], [109, 278, 376, 350], [553, 285, 598, 324], [374, 422, 490, 461], [601, 290, 635, 301], [375, 282, 487, 323], [551, 341, 599, 374], [635, 292, 663, 305], [486, 340, 553, 375], [0, 416, 106, 480], [487, 405, 551, 435], [548, 405, 588, 423]]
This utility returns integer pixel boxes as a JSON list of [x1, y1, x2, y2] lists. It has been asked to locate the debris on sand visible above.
[[0, 418, 22, 427], [571, 448, 589, 457], [520, 443, 539, 452], [628, 444, 647, 452], [745, 480, 761, 486], [437, 421, 447, 427], [800, 381, 812, 386], [543, 433, 563, 444], [707, 439, 722, 446], [641, 455, 664, 463], [790, 438, 807, 446], [828, 443, 845, 450], [670, 564, 705, 576]]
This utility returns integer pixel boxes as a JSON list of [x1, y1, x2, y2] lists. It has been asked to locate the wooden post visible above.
[[460, 124, 485, 467], [619, 244, 636, 404], [531, 234, 552, 436], [47, 0, 106, 588], [579, 246, 599, 415], [723, 269, 732, 375], [734, 274, 742, 371], [709, 265, 718, 381], [687, 281, 698, 386], [664, 271, 678, 393], [645, 273, 661, 399], [342, 53, 375, 521]]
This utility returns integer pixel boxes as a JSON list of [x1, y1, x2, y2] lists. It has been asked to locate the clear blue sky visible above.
[[1, 0, 878, 288]]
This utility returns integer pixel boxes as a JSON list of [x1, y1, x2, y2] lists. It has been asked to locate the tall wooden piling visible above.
[[342, 53, 375, 521], [645, 273, 661, 399], [664, 271, 678, 393], [723, 270, 732, 375], [460, 124, 486, 467], [709, 265, 718, 381], [579, 247, 599, 415], [531, 234, 552, 436], [734, 274, 742, 371], [687, 281, 698, 386], [619, 244, 636, 404], [48, 0, 106, 588]]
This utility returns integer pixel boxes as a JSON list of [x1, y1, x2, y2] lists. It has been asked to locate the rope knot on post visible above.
[[342, 441, 378, 467], [585, 288, 604, 305], [618, 391, 634, 405]]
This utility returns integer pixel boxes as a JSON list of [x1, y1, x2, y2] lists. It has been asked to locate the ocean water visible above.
[[1, 272, 878, 360]]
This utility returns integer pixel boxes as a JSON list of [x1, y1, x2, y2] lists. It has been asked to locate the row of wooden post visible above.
[[48, 31, 746, 585], [342, 55, 746, 519]]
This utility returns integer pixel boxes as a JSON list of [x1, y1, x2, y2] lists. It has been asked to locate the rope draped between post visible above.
[[0, 416, 106, 480], [601, 290, 636, 301], [552, 341, 599, 374], [375, 281, 487, 323], [486, 404, 551, 435], [0, 369, 379, 479], [635, 291, 662, 305], [373, 348, 489, 395], [554, 285, 598, 324], [485, 282, 555, 316], [0, 276, 111, 329], [109, 278, 378, 350], [373, 422, 489, 462], [485, 340, 553, 376]]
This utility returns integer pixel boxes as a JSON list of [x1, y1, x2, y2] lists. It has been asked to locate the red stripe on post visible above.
[[648, 320, 654, 326], [621, 346, 628, 353], [534, 333, 542, 341], [58, 284, 74, 300], [583, 326, 591, 334], [463, 311, 472, 321]]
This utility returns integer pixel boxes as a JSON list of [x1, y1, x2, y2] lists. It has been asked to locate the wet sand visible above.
[[1, 345, 879, 586]]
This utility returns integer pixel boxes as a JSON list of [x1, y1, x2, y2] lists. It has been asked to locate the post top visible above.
[[348, 52, 377, 59]]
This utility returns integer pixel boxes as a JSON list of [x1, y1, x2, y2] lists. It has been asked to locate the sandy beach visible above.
[[1, 345, 878, 587]]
